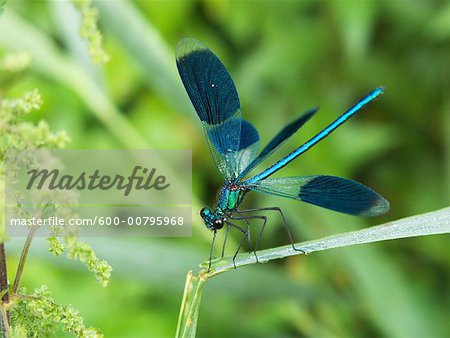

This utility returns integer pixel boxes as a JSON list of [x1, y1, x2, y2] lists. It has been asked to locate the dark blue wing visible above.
[[236, 107, 318, 180], [176, 38, 259, 179], [205, 119, 259, 177], [248, 175, 389, 216]]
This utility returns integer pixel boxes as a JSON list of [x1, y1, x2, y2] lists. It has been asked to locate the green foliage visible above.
[[71, 0, 109, 65], [0, 90, 69, 153], [0, 50, 111, 334], [0, 59, 69, 242], [0, 52, 111, 285], [47, 236, 65, 256], [1, 88, 42, 117], [0, 88, 64, 147], [10, 286, 102, 337], [64, 236, 112, 288], [47, 230, 112, 287]]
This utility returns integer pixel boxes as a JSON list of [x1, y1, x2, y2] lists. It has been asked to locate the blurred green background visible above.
[[1, 0, 449, 337]]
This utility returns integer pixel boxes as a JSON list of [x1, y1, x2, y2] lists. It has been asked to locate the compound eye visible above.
[[213, 219, 224, 230], [200, 207, 208, 218]]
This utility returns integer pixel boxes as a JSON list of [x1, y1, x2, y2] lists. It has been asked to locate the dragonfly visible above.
[[176, 38, 389, 270]]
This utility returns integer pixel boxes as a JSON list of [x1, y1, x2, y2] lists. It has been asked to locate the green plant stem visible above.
[[0, 243, 9, 338], [0, 304, 9, 338], [175, 272, 192, 338], [175, 271, 205, 338], [176, 207, 450, 336], [12, 221, 39, 295]]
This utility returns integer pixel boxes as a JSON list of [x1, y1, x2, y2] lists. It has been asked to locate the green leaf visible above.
[[208, 206, 450, 275], [176, 207, 450, 337]]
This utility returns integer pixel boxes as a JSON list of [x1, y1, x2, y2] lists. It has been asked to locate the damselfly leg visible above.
[[207, 221, 247, 271], [237, 207, 305, 254], [229, 213, 268, 264]]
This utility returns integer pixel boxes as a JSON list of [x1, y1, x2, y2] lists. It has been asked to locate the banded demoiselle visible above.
[[176, 38, 389, 270]]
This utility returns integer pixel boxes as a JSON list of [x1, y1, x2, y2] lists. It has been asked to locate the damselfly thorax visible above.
[[218, 182, 247, 212], [200, 182, 248, 230]]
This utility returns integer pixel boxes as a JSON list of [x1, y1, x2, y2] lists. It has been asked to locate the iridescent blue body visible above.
[[201, 182, 247, 230], [218, 183, 247, 212], [175, 38, 389, 265]]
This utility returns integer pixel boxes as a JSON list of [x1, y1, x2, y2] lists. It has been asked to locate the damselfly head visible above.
[[200, 207, 211, 219], [200, 207, 224, 231]]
